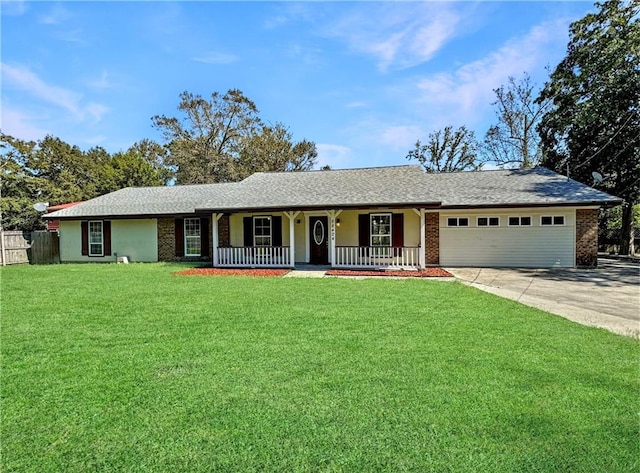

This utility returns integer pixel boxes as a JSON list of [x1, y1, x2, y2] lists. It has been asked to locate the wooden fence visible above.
[[0, 231, 60, 265]]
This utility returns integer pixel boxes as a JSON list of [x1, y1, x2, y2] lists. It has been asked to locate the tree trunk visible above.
[[619, 202, 633, 255]]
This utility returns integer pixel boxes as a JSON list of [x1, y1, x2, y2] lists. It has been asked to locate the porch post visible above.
[[414, 208, 426, 268], [212, 213, 223, 267], [327, 210, 342, 267], [284, 211, 300, 268]]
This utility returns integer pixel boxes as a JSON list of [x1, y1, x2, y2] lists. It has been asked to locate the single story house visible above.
[[43, 165, 620, 268]]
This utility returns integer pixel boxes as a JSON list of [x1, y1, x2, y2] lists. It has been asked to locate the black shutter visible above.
[[392, 213, 404, 256], [200, 217, 210, 257], [81, 221, 88, 256], [175, 218, 184, 257], [103, 221, 112, 256], [272, 216, 282, 247], [243, 217, 253, 247], [358, 214, 370, 247]]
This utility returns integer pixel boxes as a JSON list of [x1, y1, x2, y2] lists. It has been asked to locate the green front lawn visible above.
[[1, 264, 638, 472]]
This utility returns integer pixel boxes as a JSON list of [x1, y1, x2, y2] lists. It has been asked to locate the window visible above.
[[89, 221, 103, 256], [541, 215, 565, 226], [371, 213, 391, 247], [508, 216, 532, 226], [477, 217, 500, 227], [184, 218, 201, 256], [447, 217, 469, 227], [254, 216, 272, 247]]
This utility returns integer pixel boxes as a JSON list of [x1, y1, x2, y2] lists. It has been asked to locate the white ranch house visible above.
[[44, 166, 620, 269]]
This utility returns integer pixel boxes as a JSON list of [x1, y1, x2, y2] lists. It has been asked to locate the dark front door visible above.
[[309, 216, 329, 264]]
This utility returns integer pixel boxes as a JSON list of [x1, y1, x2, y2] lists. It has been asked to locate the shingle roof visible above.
[[417, 167, 620, 208], [198, 165, 437, 211], [44, 165, 620, 220]]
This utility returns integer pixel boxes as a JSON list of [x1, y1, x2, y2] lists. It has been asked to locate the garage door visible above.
[[439, 214, 575, 268]]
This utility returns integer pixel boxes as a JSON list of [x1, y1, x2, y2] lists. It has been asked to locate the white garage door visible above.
[[439, 213, 575, 268]]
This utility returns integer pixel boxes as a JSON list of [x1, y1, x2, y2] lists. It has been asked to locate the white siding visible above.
[[439, 208, 576, 268]]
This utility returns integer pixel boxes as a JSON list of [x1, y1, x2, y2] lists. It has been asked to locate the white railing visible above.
[[334, 246, 420, 269], [217, 246, 291, 267]]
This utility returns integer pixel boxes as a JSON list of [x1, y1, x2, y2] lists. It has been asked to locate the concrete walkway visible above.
[[446, 259, 640, 338], [284, 265, 329, 278]]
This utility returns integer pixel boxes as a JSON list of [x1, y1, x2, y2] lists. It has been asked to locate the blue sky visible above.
[[2, 1, 597, 169]]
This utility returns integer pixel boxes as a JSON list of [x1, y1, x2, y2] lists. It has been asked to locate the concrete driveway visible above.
[[446, 259, 640, 338]]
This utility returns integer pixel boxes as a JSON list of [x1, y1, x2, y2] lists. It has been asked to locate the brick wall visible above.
[[219, 215, 230, 248], [576, 209, 598, 268], [156, 216, 214, 263], [157, 218, 175, 262], [425, 212, 440, 265]]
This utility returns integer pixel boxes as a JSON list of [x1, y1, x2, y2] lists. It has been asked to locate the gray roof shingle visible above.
[[44, 165, 620, 219]]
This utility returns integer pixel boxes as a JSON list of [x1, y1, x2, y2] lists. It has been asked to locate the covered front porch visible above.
[[210, 208, 428, 270]]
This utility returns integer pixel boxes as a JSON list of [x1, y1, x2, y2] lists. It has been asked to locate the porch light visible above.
[[336, 218, 341, 227]]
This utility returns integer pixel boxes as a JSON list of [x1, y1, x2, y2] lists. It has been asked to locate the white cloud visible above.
[[415, 20, 569, 125], [87, 70, 114, 90], [85, 103, 109, 121], [0, 107, 49, 141], [345, 101, 367, 109], [0, 0, 28, 16], [38, 3, 71, 25], [1, 62, 109, 122], [323, 3, 461, 71], [379, 125, 423, 151], [316, 143, 353, 169], [192, 52, 239, 65]]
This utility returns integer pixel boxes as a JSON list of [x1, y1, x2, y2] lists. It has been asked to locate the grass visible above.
[[1, 263, 638, 472]]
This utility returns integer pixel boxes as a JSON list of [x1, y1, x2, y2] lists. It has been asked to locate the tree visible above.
[[234, 123, 317, 180], [0, 134, 174, 231], [152, 90, 261, 184], [0, 135, 48, 231], [152, 90, 317, 184], [127, 139, 174, 184], [537, 0, 640, 254], [484, 73, 552, 168], [406, 126, 485, 173]]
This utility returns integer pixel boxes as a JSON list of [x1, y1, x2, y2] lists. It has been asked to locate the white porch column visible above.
[[284, 211, 300, 268], [414, 208, 426, 269], [327, 210, 342, 267], [212, 213, 223, 267]]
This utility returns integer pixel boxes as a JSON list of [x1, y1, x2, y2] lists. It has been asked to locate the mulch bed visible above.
[[173, 268, 291, 277], [326, 268, 453, 278]]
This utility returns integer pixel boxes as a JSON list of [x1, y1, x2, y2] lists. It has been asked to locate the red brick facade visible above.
[[575, 209, 598, 268], [425, 212, 440, 265], [156, 216, 215, 263]]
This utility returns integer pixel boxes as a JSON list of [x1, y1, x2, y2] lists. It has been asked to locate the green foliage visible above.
[[407, 125, 485, 173], [537, 0, 640, 253], [235, 123, 317, 180], [484, 73, 551, 168], [1, 134, 172, 231], [2, 264, 639, 472], [152, 90, 317, 184]]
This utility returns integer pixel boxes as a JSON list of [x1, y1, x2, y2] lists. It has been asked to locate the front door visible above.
[[309, 216, 329, 264]]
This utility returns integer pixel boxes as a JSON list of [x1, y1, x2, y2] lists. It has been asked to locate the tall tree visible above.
[[127, 138, 174, 184], [484, 73, 551, 168], [234, 123, 317, 180], [537, 0, 640, 254], [152, 90, 262, 184], [0, 135, 49, 230], [406, 125, 484, 173], [152, 89, 317, 184], [0, 134, 173, 231]]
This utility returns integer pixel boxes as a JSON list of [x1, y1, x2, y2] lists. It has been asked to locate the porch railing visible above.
[[334, 246, 420, 269], [217, 246, 291, 267]]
